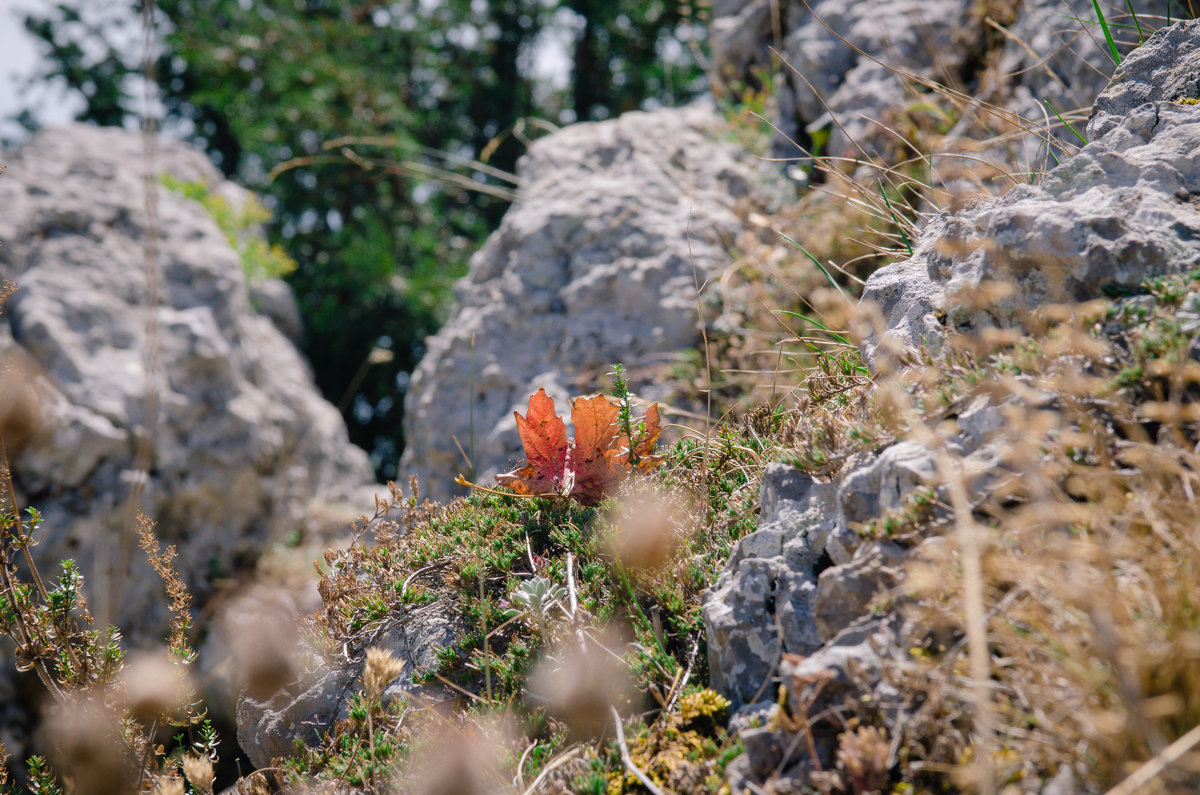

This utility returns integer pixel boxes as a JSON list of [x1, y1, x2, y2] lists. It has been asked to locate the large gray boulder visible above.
[[0, 124, 375, 636], [400, 103, 783, 500], [861, 19, 1200, 359], [711, 0, 1167, 162]]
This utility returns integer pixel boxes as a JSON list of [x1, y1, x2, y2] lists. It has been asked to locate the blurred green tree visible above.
[[17, 0, 707, 480]]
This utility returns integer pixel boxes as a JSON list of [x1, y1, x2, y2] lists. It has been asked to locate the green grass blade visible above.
[[1043, 100, 1087, 144], [877, 183, 914, 256], [1125, 0, 1144, 41], [776, 232, 853, 303], [1094, 0, 1122, 65], [772, 310, 872, 375], [774, 309, 853, 346]]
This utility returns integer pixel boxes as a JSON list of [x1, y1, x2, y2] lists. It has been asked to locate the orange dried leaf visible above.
[[568, 395, 621, 505], [495, 389, 666, 505], [496, 388, 568, 496], [632, 403, 666, 471]]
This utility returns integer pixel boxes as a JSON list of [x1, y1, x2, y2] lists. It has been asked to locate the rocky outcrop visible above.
[[400, 103, 784, 501], [711, 0, 1167, 161], [861, 18, 1200, 360], [706, 18, 1200, 790], [725, 616, 905, 790], [0, 125, 375, 636], [703, 441, 974, 710], [704, 464, 836, 706]]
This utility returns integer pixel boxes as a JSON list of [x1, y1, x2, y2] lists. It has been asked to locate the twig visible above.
[[662, 638, 700, 717], [1106, 722, 1200, 795], [514, 740, 537, 791], [610, 706, 665, 795], [525, 531, 537, 572], [565, 552, 578, 619], [455, 474, 543, 500], [399, 560, 450, 604], [937, 449, 996, 795], [519, 745, 581, 795], [686, 210, 712, 481]]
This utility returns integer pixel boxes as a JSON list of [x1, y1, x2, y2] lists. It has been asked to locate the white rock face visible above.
[[0, 125, 374, 635], [400, 104, 782, 500]]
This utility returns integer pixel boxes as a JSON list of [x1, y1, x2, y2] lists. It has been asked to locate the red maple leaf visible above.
[[496, 388, 664, 505]]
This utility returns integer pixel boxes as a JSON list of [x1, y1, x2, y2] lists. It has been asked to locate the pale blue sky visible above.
[[1, 0, 82, 140]]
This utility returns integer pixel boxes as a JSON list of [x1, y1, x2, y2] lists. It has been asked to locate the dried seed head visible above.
[[529, 628, 635, 740], [604, 486, 690, 572], [836, 725, 890, 793], [217, 586, 301, 700], [119, 651, 192, 722], [152, 775, 186, 795], [406, 718, 514, 795], [363, 646, 405, 702], [41, 700, 135, 795], [231, 771, 272, 795], [0, 350, 45, 452], [181, 753, 215, 793]]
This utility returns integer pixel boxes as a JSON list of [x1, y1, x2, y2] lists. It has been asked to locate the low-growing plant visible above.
[[160, 173, 296, 285]]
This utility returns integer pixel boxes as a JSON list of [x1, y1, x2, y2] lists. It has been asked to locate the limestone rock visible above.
[[861, 22, 1200, 360], [400, 103, 783, 501], [725, 616, 905, 792], [780, 615, 901, 735], [703, 462, 836, 707], [828, 441, 938, 564], [711, 0, 1161, 161], [0, 124, 375, 637], [1088, 19, 1200, 140], [236, 602, 460, 769], [236, 661, 354, 770], [813, 541, 906, 642]]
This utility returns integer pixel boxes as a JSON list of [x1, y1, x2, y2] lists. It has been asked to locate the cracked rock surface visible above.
[[861, 20, 1200, 361], [0, 124, 375, 638]]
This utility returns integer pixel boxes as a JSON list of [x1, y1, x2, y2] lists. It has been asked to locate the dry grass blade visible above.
[[610, 706, 665, 795], [1106, 722, 1200, 795]]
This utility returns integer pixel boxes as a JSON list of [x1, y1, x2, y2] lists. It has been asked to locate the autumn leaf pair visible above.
[[496, 388, 664, 505]]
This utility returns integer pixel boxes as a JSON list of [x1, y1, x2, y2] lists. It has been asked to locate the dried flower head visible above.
[[404, 718, 514, 795], [529, 628, 635, 740], [836, 725, 891, 793], [152, 775, 186, 795], [0, 349, 45, 452], [181, 753, 215, 793], [217, 586, 300, 700], [604, 485, 691, 572], [40, 700, 135, 795], [363, 646, 405, 702], [234, 771, 271, 795]]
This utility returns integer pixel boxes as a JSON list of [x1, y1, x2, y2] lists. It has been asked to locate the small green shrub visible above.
[[161, 173, 296, 284]]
